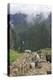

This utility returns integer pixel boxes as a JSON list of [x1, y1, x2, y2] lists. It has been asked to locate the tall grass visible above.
[[10, 49, 22, 64]]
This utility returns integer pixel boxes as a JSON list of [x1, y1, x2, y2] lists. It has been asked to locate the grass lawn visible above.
[[10, 49, 22, 64]]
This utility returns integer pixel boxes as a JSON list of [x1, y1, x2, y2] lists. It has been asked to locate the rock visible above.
[[11, 68, 18, 76], [46, 54, 51, 63], [24, 50, 32, 54], [47, 70, 51, 74], [30, 62, 35, 69]]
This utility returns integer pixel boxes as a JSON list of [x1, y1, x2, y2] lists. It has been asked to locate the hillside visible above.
[[9, 12, 51, 51]]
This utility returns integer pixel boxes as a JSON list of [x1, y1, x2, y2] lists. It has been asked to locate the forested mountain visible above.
[[10, 13, 27, 25], [9, 12, 51, 51]]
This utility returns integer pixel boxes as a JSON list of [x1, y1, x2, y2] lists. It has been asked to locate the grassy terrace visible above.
[[37, 48, 51, 58], [10, 49, 22, 64]]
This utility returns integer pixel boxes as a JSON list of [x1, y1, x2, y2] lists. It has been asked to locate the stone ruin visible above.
[[10, 51, 51, 76]]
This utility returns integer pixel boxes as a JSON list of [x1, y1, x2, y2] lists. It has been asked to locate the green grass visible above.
[[10, 49, 22, 64], [37, 48, 51, 56]]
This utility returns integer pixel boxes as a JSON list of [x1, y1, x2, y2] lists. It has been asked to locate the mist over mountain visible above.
[[9, 11, 51, 51], [10, 13, 27, 25], [9, 11, 51, 26]]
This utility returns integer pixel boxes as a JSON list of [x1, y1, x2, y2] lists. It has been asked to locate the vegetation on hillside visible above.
[[9, 12, 51, 52], [10, 49, 22, 64]]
